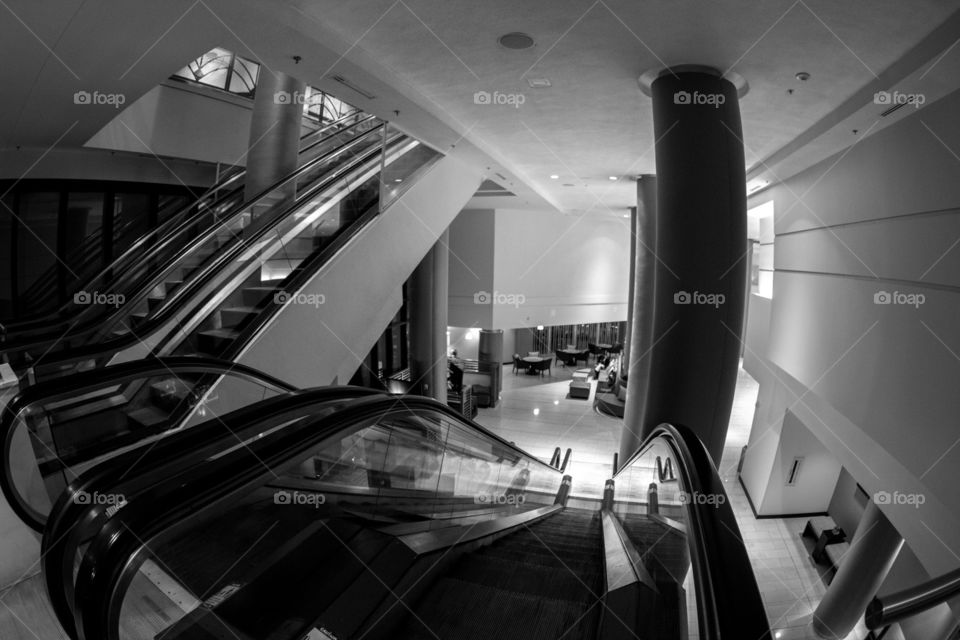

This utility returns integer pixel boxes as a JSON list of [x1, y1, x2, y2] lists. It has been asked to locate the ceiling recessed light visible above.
[[553, 400, 559, 405], [533, 408, 540, 416], [498, 32, 536, 50], [622, 214, 630, 218], [795, 71, 811, 82], [394, 178, 402, 183], [550, 174, 559, 179], [527, 78, 551, 88], [608, 176, 618, 181]]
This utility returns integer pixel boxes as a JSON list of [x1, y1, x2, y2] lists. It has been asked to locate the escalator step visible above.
[[401, 577, 599, 640]]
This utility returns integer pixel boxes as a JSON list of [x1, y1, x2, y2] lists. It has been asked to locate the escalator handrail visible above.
[[43, 385, 382, 640], [1, 114, 381, 351], [1, 355, 298, 532], [866, 566, 960, 630], [614, 423, 772, 640], [71, 392, 562, 640], [17, 127, 396, 371]]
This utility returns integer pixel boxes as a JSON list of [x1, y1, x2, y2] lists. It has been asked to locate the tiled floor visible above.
[[477, 361, 869, 640]]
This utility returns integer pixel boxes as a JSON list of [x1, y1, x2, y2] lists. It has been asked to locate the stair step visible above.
[[145, 296, 165, 311], [241, 286, 277, 307], [197, 328, 240, 354], [220, 306, 260, 329]]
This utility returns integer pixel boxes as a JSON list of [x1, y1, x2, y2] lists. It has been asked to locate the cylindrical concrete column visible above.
[[409, 230, 450, 402], [813, 501, 904, 639], [245, 71, 306, 200], [620, 67, 748, 464], [621, 175, 657, 467]]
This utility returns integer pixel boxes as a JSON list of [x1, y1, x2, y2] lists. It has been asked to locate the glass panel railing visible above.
[[0, 357, 296, 532], [66, 395, 562, 640], [611, 424, 771, 640], [379, 123, 442, 211]]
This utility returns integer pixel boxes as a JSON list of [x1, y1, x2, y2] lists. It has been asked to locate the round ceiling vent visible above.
[[498, 32, 536, 50]]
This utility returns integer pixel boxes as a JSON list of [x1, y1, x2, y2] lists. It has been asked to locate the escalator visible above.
[[25, 381, 772, 640], [2, 119, 442, 392], [0, 111, 385, 374]]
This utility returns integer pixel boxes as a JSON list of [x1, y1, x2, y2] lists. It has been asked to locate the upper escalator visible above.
[[43, 387, 771, 640], [3, 122, 440, 384], [0, 111, 381, 369]]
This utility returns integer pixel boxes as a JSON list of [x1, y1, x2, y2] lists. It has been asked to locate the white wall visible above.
[[742, 86, 960, 582], [491, 209, 629, 329], [86, 82, 253, 165], [756, 409, 842, 515], [447, 209, 495, 328]]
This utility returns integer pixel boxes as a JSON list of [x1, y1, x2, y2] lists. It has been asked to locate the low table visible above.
[[569, 380, 591, 399]]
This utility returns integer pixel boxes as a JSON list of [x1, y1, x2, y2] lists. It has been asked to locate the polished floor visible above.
[[476, 360, 868, 640]]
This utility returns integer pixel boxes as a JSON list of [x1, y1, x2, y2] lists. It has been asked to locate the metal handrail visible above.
[[866, 566, 960, 630]]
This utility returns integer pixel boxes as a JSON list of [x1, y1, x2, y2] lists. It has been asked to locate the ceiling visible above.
[[2, 0, 959, 216]]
